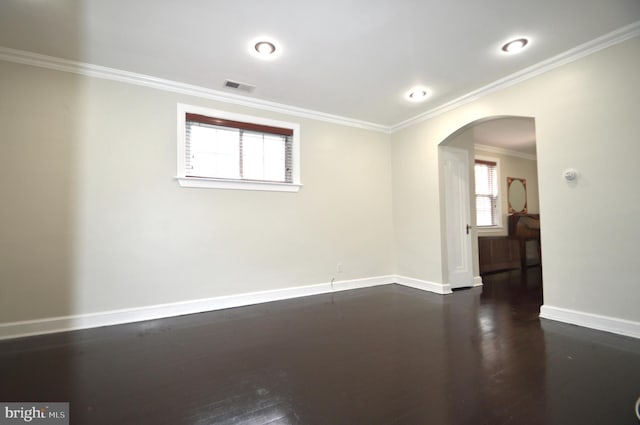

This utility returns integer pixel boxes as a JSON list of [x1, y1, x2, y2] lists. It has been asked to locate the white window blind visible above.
[[474, 160, 499, 227], [185, 113, 293, 184]]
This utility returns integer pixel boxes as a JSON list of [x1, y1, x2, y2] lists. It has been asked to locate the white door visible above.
[[443, 147, 474, 288]]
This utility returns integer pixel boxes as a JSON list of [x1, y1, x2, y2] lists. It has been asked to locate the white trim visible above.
[[395, 275, 453, 294], [1, 22, 638, 136], [333, 275, 396, 291], [390, 21, 640, 133], [476, 225, 504, 234], [0, 276, 390, 341], [540, 305, 640, 339], [0, 46, 389, 134], [474, 144, 537, 161], [176, 177, 302, 192], [3, 287, 638, 342], [0, 275, 456, 340]]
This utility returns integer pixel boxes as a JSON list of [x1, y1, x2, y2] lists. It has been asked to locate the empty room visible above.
[[1, 1, 639, 424]]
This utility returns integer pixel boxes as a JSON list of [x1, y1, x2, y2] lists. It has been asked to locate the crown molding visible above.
[[474, 144, 537, 161], [1, 20, 638, 136], [0, 46, 390, 134], [390, 20, 640, 133]]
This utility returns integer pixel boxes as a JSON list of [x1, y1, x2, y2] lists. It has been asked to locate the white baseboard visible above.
[[3, 279, 637, 342], [395, 275, 453, 294], [332, 275, 396, 291], [0, 275, 399, 340], [540, 305, 640, 339], [0, 275, 455, 341], [473, 276, 483, 287]]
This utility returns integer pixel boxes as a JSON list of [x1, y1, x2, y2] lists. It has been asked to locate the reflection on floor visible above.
[[1, 266, 639, 425], [480, 265, 543, 322]]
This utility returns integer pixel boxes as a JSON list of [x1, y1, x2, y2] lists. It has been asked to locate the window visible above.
[[474, 159, 500, 227], [176, 104, 301, 192]]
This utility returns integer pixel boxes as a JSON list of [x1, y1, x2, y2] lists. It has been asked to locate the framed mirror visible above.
[[507, 177, 527, 213]]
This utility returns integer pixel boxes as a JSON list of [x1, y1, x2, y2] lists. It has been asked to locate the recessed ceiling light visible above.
[[406, 86, 430, 102], [501, 38, 529, 53], [255, 41, 276, 55], [249, 36, 281, 60]]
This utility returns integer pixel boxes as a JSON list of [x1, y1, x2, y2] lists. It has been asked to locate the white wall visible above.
[[1, 35, 639, 333], [392, 36, 640, 323], [392, 121, 446, 284], [0, 60, 395, 323]]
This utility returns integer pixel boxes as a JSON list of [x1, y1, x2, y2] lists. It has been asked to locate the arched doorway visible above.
[[439, 115, 540, 292]]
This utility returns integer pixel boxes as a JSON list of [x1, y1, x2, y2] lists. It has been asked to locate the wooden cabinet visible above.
[[479, 236, 541, 274], [478, 237, 520, 274]]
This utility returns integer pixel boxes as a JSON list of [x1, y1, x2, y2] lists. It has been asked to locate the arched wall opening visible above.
[[437, 115, 539, 289]]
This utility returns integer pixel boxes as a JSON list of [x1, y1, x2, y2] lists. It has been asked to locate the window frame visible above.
[[176, 103, 301, 192], [474, 155, 502, 231]]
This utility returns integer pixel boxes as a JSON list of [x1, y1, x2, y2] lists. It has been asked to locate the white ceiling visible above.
[[0, 0, 638, 134], [474, 117, 537, 157]]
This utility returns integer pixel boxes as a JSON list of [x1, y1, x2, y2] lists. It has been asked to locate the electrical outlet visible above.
[[336, 262, 343, 273]]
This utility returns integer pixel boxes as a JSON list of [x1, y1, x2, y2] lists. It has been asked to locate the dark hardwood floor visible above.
[[1, 267, 639, 424]]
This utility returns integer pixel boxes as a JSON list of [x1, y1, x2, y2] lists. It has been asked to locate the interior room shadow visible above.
[[0, 0, 84, 410]]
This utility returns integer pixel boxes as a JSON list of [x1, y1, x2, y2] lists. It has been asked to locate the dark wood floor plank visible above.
[[1, 267, 639, 424]]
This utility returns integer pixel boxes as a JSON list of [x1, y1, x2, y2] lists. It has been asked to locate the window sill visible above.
[[176, 176, 302, 192], [476, 225, 503, 233]]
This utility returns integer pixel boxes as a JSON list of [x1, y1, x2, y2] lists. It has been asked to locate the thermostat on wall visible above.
[[563, 169, 577, 181]]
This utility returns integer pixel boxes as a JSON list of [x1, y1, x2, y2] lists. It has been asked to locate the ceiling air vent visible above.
[[224, 79, 256, 92]]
